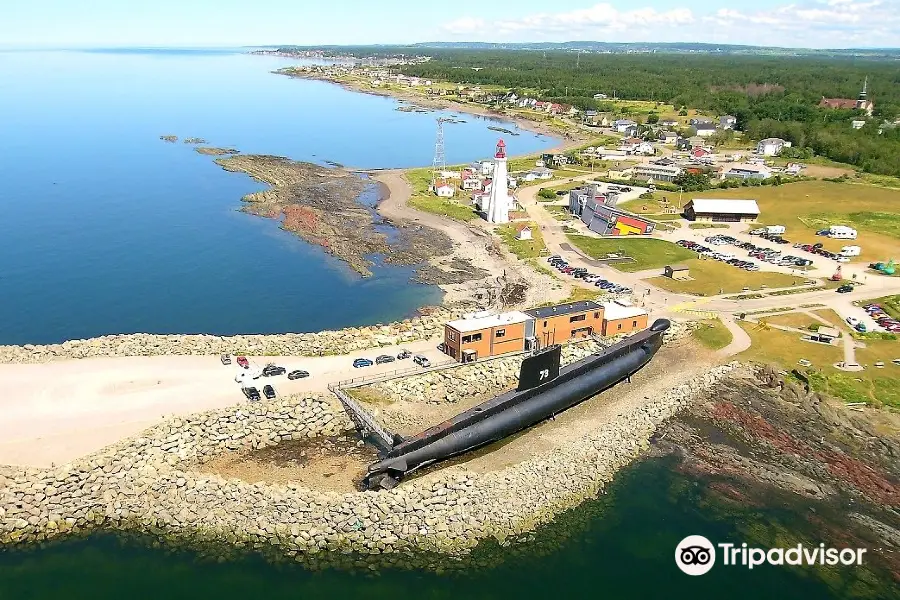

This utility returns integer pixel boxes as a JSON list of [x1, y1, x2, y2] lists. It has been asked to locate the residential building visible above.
[[515, 224, 532, 241], [756, 138, 791, 156], [542, 153, 569, 167], [607, 165, 635, 180], [593, 93, 608, 99], [471, 160, 495, 176], [601, 301, 649, 336], [719, 115, 737, 129], [684, 198, 760, 223], [660, 119, 679, 127], [657, 130, 678, 144], [461, 177, 481, 190], [689, 117, 714, 126], [675, 137, 692, 151], [435, 182, 455, 198], [443, 311, 532, 362], [722, 163, 773, 180], [526, 301, 606, 347], [613, 119, 637, 133], [529, 166, 553, 180], [633, 164, 683, 183], [694, 123, 718, 138]]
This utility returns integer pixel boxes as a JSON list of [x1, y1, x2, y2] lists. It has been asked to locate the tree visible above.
[[538, 188, 557, 199], [674, 171, 711, 191], [709, 129, 735, 148], [647, 112, 660, 124]]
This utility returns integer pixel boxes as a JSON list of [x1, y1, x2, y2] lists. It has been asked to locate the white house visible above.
[[613, 119, 637, 133], [694, 123, 718, 138], [593, 93, 608, 99], [439, 170, 461, 180], [515, 225, 533, 240], [470, 160, 495, 176], [635, 141, 655, 155], [461, 177, 481, 190], [530, 167, 553, 180], [722, 163, 774, 180], [719, 115, 737, 129], [756, 138, 791, 156], [657, 130, 678, 144], [435, 182, 455, 197], [660, 119, 679, 127]]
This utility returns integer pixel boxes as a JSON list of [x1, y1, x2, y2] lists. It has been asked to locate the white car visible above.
[[835, 256, 850, 263], [846, 316, 860, 327]]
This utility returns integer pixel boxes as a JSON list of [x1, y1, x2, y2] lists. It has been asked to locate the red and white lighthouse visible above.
[[486, 138, 510, 224]]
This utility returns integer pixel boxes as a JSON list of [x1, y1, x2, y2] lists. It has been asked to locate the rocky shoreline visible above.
[[1, 330, 739, 571], [0, 307, 455, 364]]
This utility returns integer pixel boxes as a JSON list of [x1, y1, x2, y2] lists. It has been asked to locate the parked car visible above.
[[287, 370, 309, 380], [836, 285, 853, 293], [242, 387, 260, 401], [397, 349, 412, 360], [855, 322, 868, 333], [846, 316, 860, 327], [413, 355, 431, 368], [353, 358, 374, 368], [376, 354, 396, 364], [236, 356, 249, 369], [220, 354, 232, 365], [262, 385, 276, 400], [262, 364, 286, 377]]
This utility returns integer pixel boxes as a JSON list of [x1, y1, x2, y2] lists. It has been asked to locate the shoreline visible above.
[[274, 69, 588, 161]]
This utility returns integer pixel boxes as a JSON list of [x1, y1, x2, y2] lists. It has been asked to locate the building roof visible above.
[[694, 122, 717, 130], [446, 311, 532, 333], [725, 163, 772, 174], [601, 301, 648, 321], [686, 198, 761, 215], [525, 300, 602, 320], [817, 326, 840, 338], [819, 98, 858, 110], [666, 264, 690, 271], [758, 137, 786, 145]]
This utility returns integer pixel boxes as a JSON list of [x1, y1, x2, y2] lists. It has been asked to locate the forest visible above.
[[383, 49, 900, 176]]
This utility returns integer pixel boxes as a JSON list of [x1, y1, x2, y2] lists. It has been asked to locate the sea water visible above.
[[0, 48, 557, 345]]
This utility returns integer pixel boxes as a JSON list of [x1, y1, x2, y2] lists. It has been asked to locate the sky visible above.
[[2, 0, 898, 49]]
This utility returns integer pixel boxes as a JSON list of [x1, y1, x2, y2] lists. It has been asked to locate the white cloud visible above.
[[440, 0, 900, 48]]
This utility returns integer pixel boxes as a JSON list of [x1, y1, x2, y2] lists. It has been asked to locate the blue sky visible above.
[[2, 0, 897, 49]]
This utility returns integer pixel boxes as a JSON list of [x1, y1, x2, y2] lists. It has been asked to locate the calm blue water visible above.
[[0, 48, 556, 345]]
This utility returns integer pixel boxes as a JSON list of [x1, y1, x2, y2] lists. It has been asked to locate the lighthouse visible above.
[[485, 139, 510, 224]]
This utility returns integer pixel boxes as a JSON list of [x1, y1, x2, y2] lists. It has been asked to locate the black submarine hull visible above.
[[362, 318, 670, 490]]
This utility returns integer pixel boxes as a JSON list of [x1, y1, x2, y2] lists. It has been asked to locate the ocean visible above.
[[1, 458, 893, 599], [0, 48, 556, 345]]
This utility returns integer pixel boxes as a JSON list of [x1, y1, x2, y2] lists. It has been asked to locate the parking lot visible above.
[[546, 255, 633, 296]]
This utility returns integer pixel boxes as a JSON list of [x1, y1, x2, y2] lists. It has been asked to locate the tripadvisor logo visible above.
[[675, 535, 867, 576]]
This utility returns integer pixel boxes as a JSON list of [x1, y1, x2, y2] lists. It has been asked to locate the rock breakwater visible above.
[[1, 348, 739, 570], [0, 308, 456, 364]]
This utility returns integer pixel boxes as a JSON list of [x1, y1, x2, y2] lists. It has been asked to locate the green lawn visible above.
[[545, 204, 574, 221], [647, 258, 808, 296], [497, 223, 547, 259], [565, 236, 695, 272], [738, 323, 900, 408], [692, 319, 733, 350], [801, 212, 900, 241], [405, 168, 478, 222]]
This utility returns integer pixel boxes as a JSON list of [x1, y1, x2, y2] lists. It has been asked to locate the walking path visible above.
[[717, 316, 752, 357]]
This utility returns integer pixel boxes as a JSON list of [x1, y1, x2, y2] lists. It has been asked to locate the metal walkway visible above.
[[328, 383, 396, 453]]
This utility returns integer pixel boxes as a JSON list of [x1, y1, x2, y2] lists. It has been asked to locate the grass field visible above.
[[496, 222, 547, 259], [647, 258, 808, 296], [405, 168, 478, 222], [738, 323, 900, 408], [759, 312, 825, 331], [544, 204, 574, 221], [689, 181, 900, 262], [566, 236, 695, 272], [692, 319, 733, 350]]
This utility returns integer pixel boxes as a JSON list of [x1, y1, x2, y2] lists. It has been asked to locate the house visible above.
[[660, 119, 679, 127], [719, 115, 737, 129], [691, 147, 711, 160], [756, 138, 790, 156], [851, 120, 866, 130], [664, 265, 690, 280], [694, 123, 718, 138], [607, 166, 635, 180], [515, 224, 533, 241], [634, 141, 655, 155], [461, 177, 481, 191], [529, 167, 554, 180], [812, 326, 840, 344], [657, 130, 678, 144], [621, 125, 639, 138], [619, 137, 643, 152], [471, 160, 495, 176], [652, 157, 677, 167], [675, 137, 692, 151], [542, 153, 569, 167], [722, 163, 773, 180], [439, 170, 461, 180], [613, 119, 637, 133], [593, 93, 608, 99], [784, 163, 803, 176], [684, 198, 760, 223], [434, 181, 455, 198], [633, 164, 683, 183], [689, 117, 714, 126]]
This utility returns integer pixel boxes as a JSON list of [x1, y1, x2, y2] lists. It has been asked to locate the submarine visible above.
[[359, 318, 671, 491]]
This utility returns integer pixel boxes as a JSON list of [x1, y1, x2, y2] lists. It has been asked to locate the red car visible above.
[[236, 356, 249, 369]]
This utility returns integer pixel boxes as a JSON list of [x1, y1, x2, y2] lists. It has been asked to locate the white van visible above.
[[764, 225, 786, 235], [840, 245, 861, 257], [829, 225, 857, 240]]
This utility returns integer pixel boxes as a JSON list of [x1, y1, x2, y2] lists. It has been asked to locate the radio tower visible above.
[[431, 117, 449, 189]]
